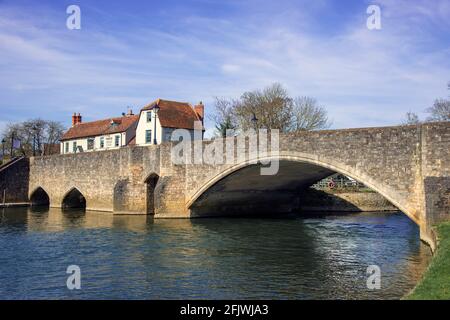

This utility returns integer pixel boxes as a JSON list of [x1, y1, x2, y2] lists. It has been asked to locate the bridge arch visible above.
[[186, 152, 418, 225], [145, 173, 160, 215], [29, 187, 50, 207], [62, 187, 86, 209]]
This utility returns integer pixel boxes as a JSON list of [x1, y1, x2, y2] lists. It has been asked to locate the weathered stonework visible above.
[[299, 189, 398, 212], [0, 157, 29, 204], [24, 122, 450, 249]]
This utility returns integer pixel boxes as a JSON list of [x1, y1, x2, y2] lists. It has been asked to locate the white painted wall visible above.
[[136, 109, 163, 145], [61, 131, 130, 154], [135, 110, 200, 145]]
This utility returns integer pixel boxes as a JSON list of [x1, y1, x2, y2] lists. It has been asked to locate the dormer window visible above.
[[146, 111, 152, 122]]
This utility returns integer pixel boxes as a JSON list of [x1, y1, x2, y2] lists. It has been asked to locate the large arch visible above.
[[29, 187, 50, 207], [186, 153, 418, 225], [145, 173, 160, 215], [62, 187, 86, 209]]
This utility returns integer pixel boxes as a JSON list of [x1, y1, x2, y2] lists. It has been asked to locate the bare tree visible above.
[[425, 83, 450, 122], [402, 111, 420, 125], [1, 119, 64, 157], [210, 97, 238, 137], [426, 98, 450, 122], [210, 83, 332, 134], [45, 121, 65, 146], [233, 83, 293, 132], [291, 96, 331, 131]]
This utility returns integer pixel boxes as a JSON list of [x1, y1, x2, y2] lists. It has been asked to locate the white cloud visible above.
[[221, 64, 241, 74]]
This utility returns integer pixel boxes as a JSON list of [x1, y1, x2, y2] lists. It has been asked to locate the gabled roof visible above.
[[61, 115, 139, 141], [141, 99, 203, 130]]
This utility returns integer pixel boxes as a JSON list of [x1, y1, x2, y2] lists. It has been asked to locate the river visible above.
[[0, 207, 431, 299]]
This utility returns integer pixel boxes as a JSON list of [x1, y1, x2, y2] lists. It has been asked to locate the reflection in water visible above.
[[0, 207, 431, 299]]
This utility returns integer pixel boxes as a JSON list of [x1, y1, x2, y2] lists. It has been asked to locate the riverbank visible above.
[[406, 222, 450, 300], [299, 188, 398, 212]]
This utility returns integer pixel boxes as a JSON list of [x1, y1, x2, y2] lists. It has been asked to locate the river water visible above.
[[0, 207, 431, 300]]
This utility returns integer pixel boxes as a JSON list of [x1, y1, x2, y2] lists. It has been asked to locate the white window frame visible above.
[[145, 130, 152, 143]]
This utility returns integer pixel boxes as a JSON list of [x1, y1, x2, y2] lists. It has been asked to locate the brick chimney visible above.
[[194, 101, 204, 123], [72, 113, 82, 126], [72, 113, 77, 126]]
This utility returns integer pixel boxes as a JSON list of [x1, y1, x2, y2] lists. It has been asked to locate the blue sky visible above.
[[0, 0, 449, 136]]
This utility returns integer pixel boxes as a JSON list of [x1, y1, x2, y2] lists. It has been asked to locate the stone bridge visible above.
[[27, 122, 450, 248]]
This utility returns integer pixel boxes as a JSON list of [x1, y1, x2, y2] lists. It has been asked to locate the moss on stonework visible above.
[[406, 222, 450, 300]]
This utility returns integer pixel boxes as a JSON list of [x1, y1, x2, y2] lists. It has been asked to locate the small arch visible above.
[[62, 187, 86, 209], [30, 187, 50, 207], [145, 173, 160, 215]]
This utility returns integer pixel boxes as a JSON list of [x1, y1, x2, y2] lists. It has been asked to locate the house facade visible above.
[[60, 111, 138, 154], [135, 99, 204, 146], [60, 99, 204, 154]]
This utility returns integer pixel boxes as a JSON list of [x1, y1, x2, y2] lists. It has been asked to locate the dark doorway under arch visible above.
[[62, 188, 86, 209], [145, 174, 159, 215], [30, 187, 50, 207]]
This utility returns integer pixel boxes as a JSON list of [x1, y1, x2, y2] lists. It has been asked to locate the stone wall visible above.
[[184, 124, 425, 223], [424, 177, 450, 226], [29, 144, 188, 216], [421, 123, 450, 227], [0, 157, 29, 204], [299, 189, 398, 212]]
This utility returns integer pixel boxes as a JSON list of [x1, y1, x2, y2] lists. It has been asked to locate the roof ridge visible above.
[[61, 114, 139, 141], [140, 98, 193, 112], [158, 98, 190, 105], [74, 114, 139, 125]]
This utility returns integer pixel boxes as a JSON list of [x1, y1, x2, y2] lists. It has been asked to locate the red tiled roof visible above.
[[141, 99, 203, 130], [61, 115, 139, 141]]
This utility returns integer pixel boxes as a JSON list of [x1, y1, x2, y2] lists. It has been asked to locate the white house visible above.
[[60, 111, 139, 154], [60, 99, 204, 154], [135, 99, 204, 145]]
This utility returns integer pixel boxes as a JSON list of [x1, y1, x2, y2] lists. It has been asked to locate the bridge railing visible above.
[[312, 177, 368, 191]]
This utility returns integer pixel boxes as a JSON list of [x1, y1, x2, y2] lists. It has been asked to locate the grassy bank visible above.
[[406, 222, 450, 300]]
